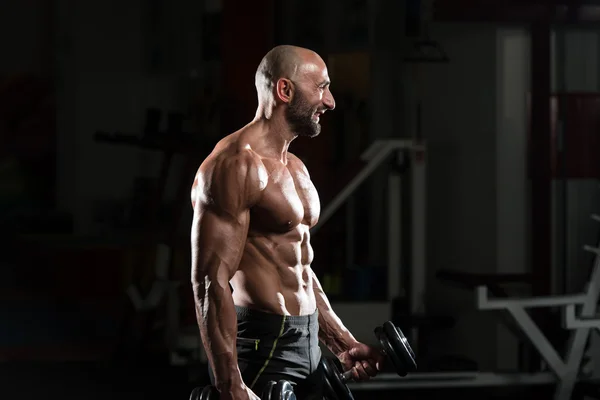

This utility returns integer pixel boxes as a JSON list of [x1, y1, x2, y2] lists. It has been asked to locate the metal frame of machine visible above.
[[349, 214, 600, 400]]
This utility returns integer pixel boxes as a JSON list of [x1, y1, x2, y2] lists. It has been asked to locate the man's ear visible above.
[[276, 78, 294, 104]]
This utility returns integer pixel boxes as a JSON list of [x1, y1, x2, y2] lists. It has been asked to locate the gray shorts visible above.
[[208, 306, 324, 400]]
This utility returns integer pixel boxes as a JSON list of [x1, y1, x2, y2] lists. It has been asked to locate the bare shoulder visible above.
[[192, 134, 267, 210], [287, 152, 310, 176]]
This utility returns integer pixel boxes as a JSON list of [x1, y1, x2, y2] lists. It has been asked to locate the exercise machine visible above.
[[347, 212, 600, 400]]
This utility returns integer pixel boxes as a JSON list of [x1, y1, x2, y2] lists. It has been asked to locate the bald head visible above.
[[252, 45, 335, 135], [255, 45, 322, 101]]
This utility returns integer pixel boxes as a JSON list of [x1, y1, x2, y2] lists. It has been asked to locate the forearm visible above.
[[194, 277, 242, 390], [313, 274, 358, 356]]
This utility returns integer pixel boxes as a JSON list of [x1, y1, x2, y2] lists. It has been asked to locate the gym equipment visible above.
[[189, 380, 296, 400], [310, 140, 426, 308], [261, 380, 296, 400], [345, 212, 600, 400], [322, 321, 417, 400], [375, 321, 417, 376], [95, 123, 213, 362], [189, 385, 217, 400], [322, 357, 355, 400]]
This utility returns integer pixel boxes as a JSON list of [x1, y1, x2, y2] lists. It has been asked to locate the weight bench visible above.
[[348, 213, 600, 400]]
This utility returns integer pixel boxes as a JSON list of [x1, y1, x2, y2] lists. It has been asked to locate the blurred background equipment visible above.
[[2, 0, 600, 399]]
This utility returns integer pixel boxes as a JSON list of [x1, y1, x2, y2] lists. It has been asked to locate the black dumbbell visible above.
[[189, 385, 218, 400], [322, 321, 417, 400], [189, 379, 295, 400], [322, 357, 355, 400], [375, 320, 417, 377], [261, 380, 296, 400]]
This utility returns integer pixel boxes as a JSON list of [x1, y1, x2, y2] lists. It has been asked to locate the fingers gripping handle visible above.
[[341, 369, 353, 382]]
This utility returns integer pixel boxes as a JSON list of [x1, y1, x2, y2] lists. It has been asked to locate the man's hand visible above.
[[337, 342, 385, 381]]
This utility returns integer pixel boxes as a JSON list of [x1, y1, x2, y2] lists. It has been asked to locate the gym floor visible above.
[[0, 361, 559, 400]]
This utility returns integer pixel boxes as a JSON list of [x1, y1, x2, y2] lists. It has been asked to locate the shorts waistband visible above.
[[235, 305, 319, 327]]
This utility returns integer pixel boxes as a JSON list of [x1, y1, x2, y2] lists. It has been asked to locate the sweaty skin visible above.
[[192, 129, 319, 316], [190, 45, 383, 399]]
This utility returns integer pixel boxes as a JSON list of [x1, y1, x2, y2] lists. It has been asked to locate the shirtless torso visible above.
[[190, 45, 383, 400], [191, 125, 320, 317]]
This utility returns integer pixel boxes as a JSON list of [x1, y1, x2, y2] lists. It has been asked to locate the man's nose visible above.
[[323, 91, 335, 111]]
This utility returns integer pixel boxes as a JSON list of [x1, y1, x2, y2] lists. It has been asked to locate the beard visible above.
[[285, 90, 321, 138]]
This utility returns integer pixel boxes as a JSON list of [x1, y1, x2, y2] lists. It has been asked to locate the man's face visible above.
[[283, 58, 335, 138], [285, 86, 322, 138]]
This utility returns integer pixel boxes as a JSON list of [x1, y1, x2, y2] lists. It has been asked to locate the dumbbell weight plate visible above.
[[189, 385, 218, 400], [375, 326, 404, 376], [262, 381, 277, 400], [189, 386, 202, 400], [322, 358, 339, 400], [378, 321, 417, 376], [274, 380, 296, 400], [322, 357, 354, 400]]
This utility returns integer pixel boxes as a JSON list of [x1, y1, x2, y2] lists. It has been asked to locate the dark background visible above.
[[1, 0, 600, 399]]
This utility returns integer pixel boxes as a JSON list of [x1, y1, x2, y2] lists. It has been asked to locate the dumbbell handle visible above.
[[340, 370, 353, 383]]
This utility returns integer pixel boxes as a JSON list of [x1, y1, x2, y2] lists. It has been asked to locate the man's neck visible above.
[[252, 110, 297, 164]]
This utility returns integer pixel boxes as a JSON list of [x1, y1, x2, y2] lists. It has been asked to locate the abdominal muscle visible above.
[[230, 225, 317, 316]]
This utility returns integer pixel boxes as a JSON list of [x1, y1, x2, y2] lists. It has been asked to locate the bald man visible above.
[[190, 45, 384, 400]]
